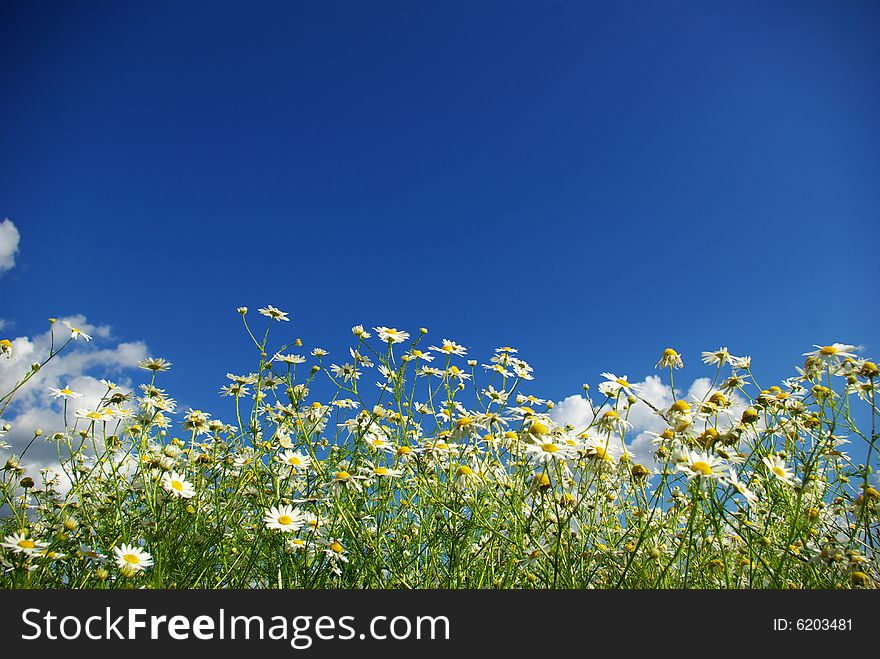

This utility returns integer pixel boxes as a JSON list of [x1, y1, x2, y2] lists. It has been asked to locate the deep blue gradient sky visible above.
[[2, 1, 879, 410]]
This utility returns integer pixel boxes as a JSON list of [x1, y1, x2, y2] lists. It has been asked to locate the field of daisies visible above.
[[0, 306, 878, 589]]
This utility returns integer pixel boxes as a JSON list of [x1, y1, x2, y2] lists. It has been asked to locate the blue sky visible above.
[[2, 0, 878, 416]]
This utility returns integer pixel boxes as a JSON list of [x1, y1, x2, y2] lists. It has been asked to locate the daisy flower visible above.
[[762, 455, 796, 486], [263, 505, 307, 532], [323, 467, 368, 492], [726, 471, 759, 506], [320, 538, 349, 572], [803, 343, 859, 363], [655, 348, 684, 369], [75, 408, 110, 423], [276, 450, 312, 471], [453, 464, 483, 489], [597, 409, 632, 434], [599, 373, 641, 396], [63, 320, 93, 342], [701, 347, 730, 366], [138, 357, 173, 372], [1, 531, 47, 556], [273, 352, 307, 365], [48, 385, 84, 400], [160, 471, 196, 498], [351, 325, 371, 339], [374, 327, 410, 344], [113, 543, 153, 572], [445, 365, 472, 382], [258, 305, 290, 321], [582, 435, 622, 464], [679, 450, 726, 481], [362, 462, 403, 480], [430, 339, 467, 357], [525, 439, 575, 464]]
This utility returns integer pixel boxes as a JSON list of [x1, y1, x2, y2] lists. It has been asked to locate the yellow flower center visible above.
[[288, 456, 301, 466], [397, 446, 412, 455], [669, 400, 690, 413], [435, 442, 448, 450], [662, 348, 678, 358], [542, 443, 559, 453], [374, 467, 389, 476], [442, 344, 455, 352], [278, 515, 293, 526], [171, 480, 183, 491], [616, 378, 629, 386], [335, 471, 351, 480], [819, 346, 838, 356], [61, 388, 73, 395], [123, 553, 140, 564], [18, 539, 36, 550], [772, 466, 786, 478], [690, 461, 712, 476], [329, 541, 344, 554], [592, 446, 611, 461], [456, 465, 473, 477]]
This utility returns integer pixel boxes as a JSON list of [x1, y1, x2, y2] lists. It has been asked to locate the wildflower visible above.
[[726, 471, 758, 506], [803, 344, 858, 364], [762, 455, 796, 486], [112, 544, 153, 572], [324, 468, 368, 492], [351, 325, 371, 339], [730, 355, 751, 370], [525, 439, 574, 464], [599, 373, 640, 396], [48, 385, 84, 400], [679, 450, 725, 481], [75, 408, 109, 423], [363, 462, 403, 480], [160, 471, 196, 498], [276, 450, 312, 471], [374, 327, 410, 344], [598, 409, 632, 434], [1, 532, 47, 556], [258, 305, 290, 321], [702, 347, 730, 366], [582, 435, 622, 464], [320, 538, 349, 571], [263, 505, 306, 532], [430, 339, 467, 357], [0, 338, 12, 357], [656, 348, 683, 369], [273, 353, 307, 365], [63, 320, 93, 342], [445, 365, 472, 382], [139, 357, 173, 372]]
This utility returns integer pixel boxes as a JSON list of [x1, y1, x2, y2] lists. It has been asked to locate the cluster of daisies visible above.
[[0, 310, 877, 589]]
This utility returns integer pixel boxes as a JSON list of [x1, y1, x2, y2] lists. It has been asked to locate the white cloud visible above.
[[550, 374, 749, 468], [0, 218, 21, 273], [0, 315, 148, 483]]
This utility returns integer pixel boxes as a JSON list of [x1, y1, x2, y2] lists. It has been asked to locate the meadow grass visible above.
[[0, 309, 877, 589]]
